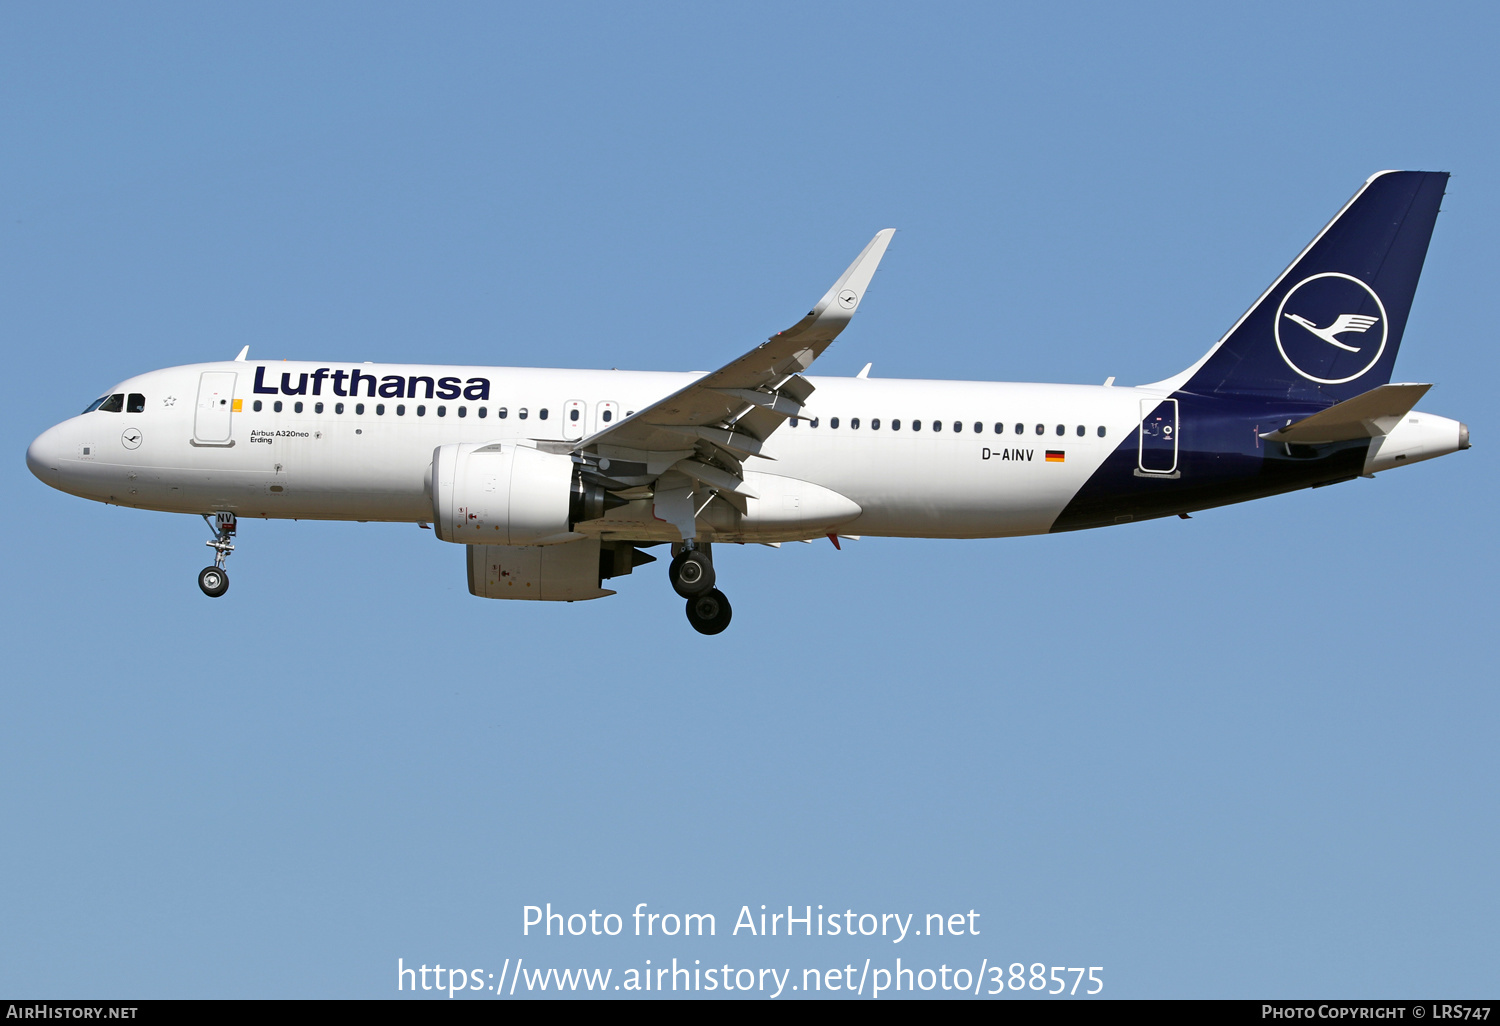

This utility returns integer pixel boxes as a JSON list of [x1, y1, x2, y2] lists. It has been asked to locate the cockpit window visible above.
[[127, 393, 146, 413], [82, 396, 109, 414], [98, 394, 125, 413]]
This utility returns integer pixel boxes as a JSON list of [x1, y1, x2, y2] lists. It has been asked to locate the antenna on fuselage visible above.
[[234, 345, 249, 362]]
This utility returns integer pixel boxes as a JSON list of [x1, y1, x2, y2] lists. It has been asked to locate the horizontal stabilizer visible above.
[[1261, 383, 1431, 444]]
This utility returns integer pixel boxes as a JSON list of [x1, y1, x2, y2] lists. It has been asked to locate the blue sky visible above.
[[2, 2, 1495, 999]]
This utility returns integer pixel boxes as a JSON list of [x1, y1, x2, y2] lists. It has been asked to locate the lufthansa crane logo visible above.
[[1274, 272, 1388, 384], [837, 288, 859, 310]]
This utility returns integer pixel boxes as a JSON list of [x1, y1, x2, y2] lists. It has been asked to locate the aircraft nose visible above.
[[26, 424, 65, 486]]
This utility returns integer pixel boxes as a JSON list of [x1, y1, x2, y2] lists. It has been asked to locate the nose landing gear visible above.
[[198, 512, 236, 598], [198, 565, 229, 598]]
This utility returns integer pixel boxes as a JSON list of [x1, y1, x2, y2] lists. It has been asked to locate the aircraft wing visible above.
[[574, 228, 894, 460], [564, 230, 894, 535]]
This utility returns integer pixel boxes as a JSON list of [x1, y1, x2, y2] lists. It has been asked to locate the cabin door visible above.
[[194, 372, 237, 445], [1137, 398, 1179, 474]]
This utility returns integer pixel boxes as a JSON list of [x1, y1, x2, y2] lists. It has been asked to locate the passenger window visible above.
[[458, 406, 467, 418], [539, 408, 548, 420], [478, 407, 487, 419], [955, 421, 964, 433], [1035, 423, 1044, 435], [912, 419, 921, 432], [1015, 423, 1024, 434], [99, 394, 124, 413], [315, 402, 325, 414], [569, 408, 579, 422], [1076, 425, 1085, 437], [335, 402, 345, 414], [127, 393, 146, 413], [253, 400, 263, 413], [790, 417, 799, 428], [397, 405, 406, 416], [892, 419, 901, 431], [871, 418, 880, 430], [810, 417, 819, 428], [356, 403, 366, 415], [437, 406, 446, 417], [973, 422, 981, 433], [1056, 424, 1065, 436], [417, 405, 426, 416], [851, 418, 860, 429], [376, 404, 386, 415], [519, 408, 528, 420], [294, 401, 304, 413], [626, 410, 635, 417], [932, 420, 941, 432], [994, 422, 1003, 434], [498, 407, 507, 419], [602, 409, 612, 422], [1097, 426, 1106, 438], [830, 417, 840, 429], [273, 400, 284, 412]]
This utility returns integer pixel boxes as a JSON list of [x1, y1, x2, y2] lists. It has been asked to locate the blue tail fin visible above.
[[1177, 171, 1448, 403]]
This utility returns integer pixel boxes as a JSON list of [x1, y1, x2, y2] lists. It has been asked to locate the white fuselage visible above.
[[29, 359, 1468, 548], [29, 360, 1153, 541]]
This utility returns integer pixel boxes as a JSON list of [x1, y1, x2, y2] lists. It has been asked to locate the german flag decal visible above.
[[1045, 450, 1065, 463]]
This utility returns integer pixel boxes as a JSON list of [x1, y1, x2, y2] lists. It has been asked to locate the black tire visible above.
[[669, 549, 715, 598], [198, 566, 229, 598], [685, 588, 732, 635]]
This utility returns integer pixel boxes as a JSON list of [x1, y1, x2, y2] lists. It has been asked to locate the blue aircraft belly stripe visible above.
[[1051, 392, 1372, 531]]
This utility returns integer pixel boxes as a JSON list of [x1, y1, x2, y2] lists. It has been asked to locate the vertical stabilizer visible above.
[[1170, 171, 1448, 403]]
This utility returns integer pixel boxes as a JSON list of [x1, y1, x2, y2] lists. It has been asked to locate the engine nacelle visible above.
[[432, 442, 597, 545]]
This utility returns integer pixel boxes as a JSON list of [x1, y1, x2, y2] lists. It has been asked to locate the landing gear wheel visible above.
[[685, 589, 732, 635], [199, 512, 237, 595], [669, 549, 715, 598], [198, 566, 229, 598]]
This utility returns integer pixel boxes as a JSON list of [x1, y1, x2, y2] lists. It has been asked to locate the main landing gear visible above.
[[668, 546, 715, 598], [670, 542, 732, 635], [198, 512, 236, 598], [685, 589, 732, 635]]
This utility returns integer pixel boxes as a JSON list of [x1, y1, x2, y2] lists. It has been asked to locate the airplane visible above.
[[26, 170, 1468, 635]]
